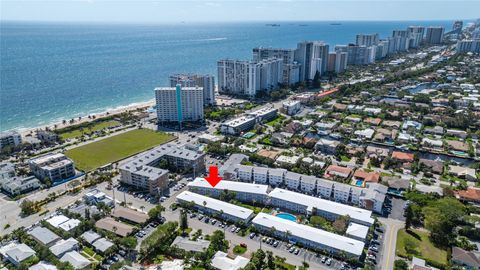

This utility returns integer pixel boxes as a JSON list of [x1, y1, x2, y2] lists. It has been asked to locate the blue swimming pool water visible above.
[[276, 213, 297, 222], [355, 180, 364, 187]]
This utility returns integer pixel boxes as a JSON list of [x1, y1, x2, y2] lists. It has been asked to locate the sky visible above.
[[1, 0, 479, 23]]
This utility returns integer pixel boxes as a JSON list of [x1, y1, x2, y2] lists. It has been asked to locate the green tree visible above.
[[394, 259, 408, 270], [20, 199, 37, 216], [148, 205, 165, 221], [180, 209, 188, 236], [423, 198, 466, 247]]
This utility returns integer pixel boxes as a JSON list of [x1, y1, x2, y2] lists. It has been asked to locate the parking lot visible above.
[[175, 208, 365, 270]]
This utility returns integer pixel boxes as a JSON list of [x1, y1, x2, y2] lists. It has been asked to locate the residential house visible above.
[[451, 246, 480, 269], [421, 138, 443, 150], [449, 165, 477, 181], [49, 238, 79, 258], [446, 129, 468, 139], [454, 187, 480, 204], [60, 251, 91, 270], [0, 242, 36, 266], [324, 165, 352, 180], [424, 126, 444, 135], [373, 128, 397, 143], [28, 227, 61, 247], [363, 117, 382, 126], [391, 151, 415, 164], [354, 128, 375, 140], [353, 169, 380, 184], [419, 159, 444, 175], [92, 238, 114, 254], [315, 138, 340, 155], [446, 140, 469, 153], [365, 146, 390, 160]]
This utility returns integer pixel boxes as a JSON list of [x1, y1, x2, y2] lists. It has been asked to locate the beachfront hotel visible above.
[[252, 213, 365, 259], [176, 191, 255, 224], [155, 85, 204, 127]]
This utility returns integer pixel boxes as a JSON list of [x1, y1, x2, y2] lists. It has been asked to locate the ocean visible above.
[[0, 20, 454, 131]]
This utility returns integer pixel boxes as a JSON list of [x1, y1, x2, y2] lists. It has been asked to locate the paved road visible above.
[[378, 217, 404, 270]]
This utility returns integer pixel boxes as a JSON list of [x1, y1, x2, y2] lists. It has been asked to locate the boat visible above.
[[330, 23, 342, 25], [266, 24, 280, 27]]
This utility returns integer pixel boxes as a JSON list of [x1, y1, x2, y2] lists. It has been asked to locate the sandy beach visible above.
[[20, 99, 156, 137]]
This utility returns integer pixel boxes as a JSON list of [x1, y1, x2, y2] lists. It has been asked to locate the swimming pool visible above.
[[355, 180, 364, 187], [276, 213, 297, 222]]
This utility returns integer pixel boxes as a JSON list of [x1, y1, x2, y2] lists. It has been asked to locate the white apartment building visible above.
[[29, 153, 75, 183], [236, 165, 253, 182], [282, 100, 301, 115], [220, 116, 256, 135], [356, 33, 379, 46], [252, 167, 268, 184], [426, 26, 444, 44], [169, 74, 216, 106], [0, 176, 40, 196], [316, 179, 334, 199], [247, 106, 278, 123], [333, 184, 352, 204], [155, 85, 204, 125], [0, 131, 22, 150], [327, 51, 348, 73], [217, 58, 283, 97], [335, 44, 375, 65], [268, 168, 286, 186], [456, 39, 480, 53], [285, 171, 302, 190], [268, 188, 374, 226], [295, 41, 329, 80], [187, 178, 269, 204], [119, 144, 205, 194], [300, 175, 317, 194], [252, 47, 300, 85]]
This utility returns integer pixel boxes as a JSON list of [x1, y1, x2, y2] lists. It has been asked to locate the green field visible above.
[[396, 229, 447, 266], [65, 129, 175, 171], [59, 120, 121, 140]]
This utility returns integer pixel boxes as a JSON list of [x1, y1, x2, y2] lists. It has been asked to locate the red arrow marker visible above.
[[205, 166, 222, 187]]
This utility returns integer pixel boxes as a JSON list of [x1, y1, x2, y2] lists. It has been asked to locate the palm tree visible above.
[[284, 230, 291, 242], [112, 226, 118, 235]]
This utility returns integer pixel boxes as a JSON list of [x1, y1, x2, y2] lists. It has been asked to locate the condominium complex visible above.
[[28, 153, 75, 183], [335, 44, 375, 65], [355, 33, 379, 46], [177, 191, 255, 223], [425, 26, 445, 44], [327, 51, 348, 73], [0, 131, 22, 150], [217, 58, 283, 97], [119, 144, 205, 194], [456, 39, 480, 53], [220, 106, 277, 135], [187, 178, 269, 204], [268, 188, 374, 226], [252, 47, 301, 85], [252, 213, 365, 258], [0, 176, 41, 196], [295, 41, 329, 80], [155, 85, 204, 126], [169, 74, 216, 106]]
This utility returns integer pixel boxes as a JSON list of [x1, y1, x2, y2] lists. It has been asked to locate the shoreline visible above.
[[18, 99, 156, 137]]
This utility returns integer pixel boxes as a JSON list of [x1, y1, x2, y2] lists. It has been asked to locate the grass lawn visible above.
[[65, 129, 175, 171], [266, 115, 286, 126], [396, 229, 447, 266], [233, 245, 247, 254], [59, 120, 121, 140], [274, 259, 296, 270]]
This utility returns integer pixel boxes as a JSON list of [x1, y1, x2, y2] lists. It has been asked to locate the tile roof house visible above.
[[419, 159, 444, 175], [324, 165, 352, 179], [455, 187, 480, 204], [451, 247, 480, 269], [391, 151, 415, 162], [353, 169, 380, 183], [446, 140, 469, 152]]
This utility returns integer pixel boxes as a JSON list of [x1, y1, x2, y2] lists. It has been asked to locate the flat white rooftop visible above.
[[252, 213, 365, 256], [188, 178, 269, 196], [222, 116, 255, 128], [269, 188, 374, 225], [176, 191, 253, 220], [346, 223, 370, 240]]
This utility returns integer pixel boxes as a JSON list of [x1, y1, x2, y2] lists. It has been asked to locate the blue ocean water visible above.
[[0, 21, 454, 131]]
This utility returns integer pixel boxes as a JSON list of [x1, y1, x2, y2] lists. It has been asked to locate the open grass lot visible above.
[[59, 120, 121, 140], [396, 229, 447, 266], [65, 129, 175, 171]]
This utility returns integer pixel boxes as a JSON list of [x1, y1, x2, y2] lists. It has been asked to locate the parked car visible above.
[[294, 248, 300, 255], [231, 226, 237, 233], [326, 258, 332, 266], [249, 233, 256, 239], [321, 256, 327, 263], [235, 227, 241, 233], [273, 241, 279, 247]]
